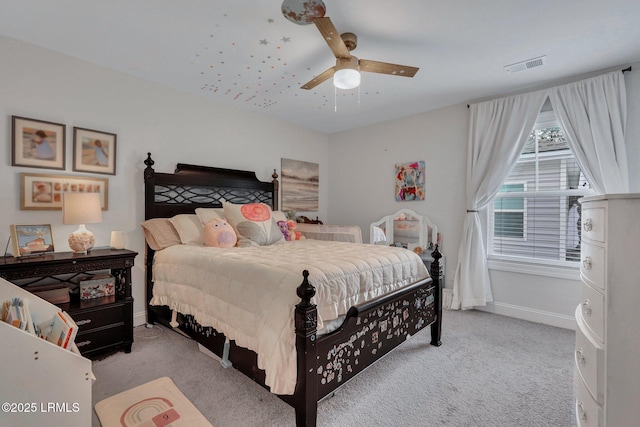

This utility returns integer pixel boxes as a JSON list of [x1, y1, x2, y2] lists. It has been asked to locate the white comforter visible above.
[[150, 239, 429, 395]]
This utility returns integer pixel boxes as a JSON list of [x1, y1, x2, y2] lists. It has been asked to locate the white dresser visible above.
[[575, 194, 640, 427]]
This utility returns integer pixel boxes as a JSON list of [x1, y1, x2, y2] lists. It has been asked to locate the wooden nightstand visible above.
[[0, 248, 136, 357]]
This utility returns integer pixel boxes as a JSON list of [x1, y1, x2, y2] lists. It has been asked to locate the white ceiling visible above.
[[2, 0, 640, 134]]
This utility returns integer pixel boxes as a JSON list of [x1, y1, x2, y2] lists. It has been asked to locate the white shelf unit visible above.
[[0, 277, 93, 427]]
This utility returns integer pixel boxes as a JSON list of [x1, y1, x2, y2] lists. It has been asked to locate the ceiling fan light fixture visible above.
[[333, 57, 360, 89]]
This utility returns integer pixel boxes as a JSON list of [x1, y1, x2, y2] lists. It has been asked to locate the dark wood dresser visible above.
[[0, 248, 136, 357]]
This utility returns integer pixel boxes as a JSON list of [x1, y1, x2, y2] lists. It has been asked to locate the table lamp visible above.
[[62, 192, 103, 253]]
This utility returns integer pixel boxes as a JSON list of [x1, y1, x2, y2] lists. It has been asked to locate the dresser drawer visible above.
[[580, 283, 604, 344], [74, 324, 125, 354], [581, 207, 606, 243], [580, 242, 605, 291], [67, 301, 127, 333], [576, 376, 603, 427], [575, 306, 604, 404]]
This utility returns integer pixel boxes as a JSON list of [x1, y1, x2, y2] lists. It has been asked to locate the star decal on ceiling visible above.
[[259, 39, 269, 45], [281, 36, 291, 43]]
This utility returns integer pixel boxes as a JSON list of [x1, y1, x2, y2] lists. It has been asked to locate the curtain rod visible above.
[[467, 66, 633, 108]]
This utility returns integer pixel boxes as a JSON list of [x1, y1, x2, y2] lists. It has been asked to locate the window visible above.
[[493, 182, 526, 238], [488, 109, 593, 265]]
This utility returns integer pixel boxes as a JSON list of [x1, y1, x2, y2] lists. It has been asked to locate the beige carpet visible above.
[[92, 310, 577, 426], [95, 376, 213, 427]]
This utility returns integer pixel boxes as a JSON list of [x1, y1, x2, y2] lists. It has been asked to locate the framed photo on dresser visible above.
[[10, 224, 55, 257]]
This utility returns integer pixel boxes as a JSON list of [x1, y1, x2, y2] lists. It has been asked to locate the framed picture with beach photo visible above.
[[73, 127, 117, 175], [10, 224, 55, 257], [11, 116, 66, 170], [20, 172, 108, 210]]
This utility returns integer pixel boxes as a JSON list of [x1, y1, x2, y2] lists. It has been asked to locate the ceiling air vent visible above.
[[504, 55, 547, 74]]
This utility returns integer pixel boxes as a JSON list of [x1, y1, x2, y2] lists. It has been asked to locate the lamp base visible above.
[[68, 225, 95, 254]]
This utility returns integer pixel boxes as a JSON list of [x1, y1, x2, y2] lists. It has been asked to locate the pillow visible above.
[[195, 207, 226, 223], [168, 214, 204, 245], [223, 202, 284, 247], [272, 210, 287, 224], [203, 218, 237, 248], [140, 218, 181, 250]]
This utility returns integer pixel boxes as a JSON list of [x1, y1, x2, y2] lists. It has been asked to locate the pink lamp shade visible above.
[[62, 192, 103, 253]]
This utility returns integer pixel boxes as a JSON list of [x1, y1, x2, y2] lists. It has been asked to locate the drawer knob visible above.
[[582, 257, 592, 270], [576, 348, 586, 365], [582, 300, 592, 316], [76, 340, 92, 348], [577, 402, 587, 421], [583, 218, 593, 232], [76, 319, 92, 326]]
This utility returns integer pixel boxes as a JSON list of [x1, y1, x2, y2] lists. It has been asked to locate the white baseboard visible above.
[[476, 301, 577, 330], [134, 311, 147, 327]]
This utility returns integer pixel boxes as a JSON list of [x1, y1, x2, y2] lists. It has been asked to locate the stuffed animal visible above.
[[286, 219, 305, 240], [203, 218, 237, 248], [277, 220, 292, 241]]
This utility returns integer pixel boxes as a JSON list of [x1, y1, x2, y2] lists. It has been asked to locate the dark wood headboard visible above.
[[143, 152, 279, 220]]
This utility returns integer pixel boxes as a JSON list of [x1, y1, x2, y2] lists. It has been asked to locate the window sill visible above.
[[487, 257, 580, 280]]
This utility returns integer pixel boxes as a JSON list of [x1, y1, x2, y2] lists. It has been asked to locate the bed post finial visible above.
[[144, 153, 155, 182], [296, 270, 315, 308]]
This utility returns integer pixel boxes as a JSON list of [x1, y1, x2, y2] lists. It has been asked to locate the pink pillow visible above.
[[203, 218, 237, 248]]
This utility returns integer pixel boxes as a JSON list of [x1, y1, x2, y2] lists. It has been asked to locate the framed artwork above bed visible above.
[[281, 158, 319, 212]]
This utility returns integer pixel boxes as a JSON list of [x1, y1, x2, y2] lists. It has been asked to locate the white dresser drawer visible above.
[[576, 376, 603, 427], [580, 242, 605, 291], [581, 206, 606, 243], [575, 306, 604, 404], [580, 283, 604, 344]]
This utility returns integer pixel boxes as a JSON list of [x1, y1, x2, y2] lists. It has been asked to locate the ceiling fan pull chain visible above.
[[334, 86, 338, 112]]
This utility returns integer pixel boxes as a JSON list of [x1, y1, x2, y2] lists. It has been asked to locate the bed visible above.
[[142, 153, 442, 426]]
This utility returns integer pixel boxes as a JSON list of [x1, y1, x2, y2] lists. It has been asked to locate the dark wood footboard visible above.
[[290, 248, 442, 426]]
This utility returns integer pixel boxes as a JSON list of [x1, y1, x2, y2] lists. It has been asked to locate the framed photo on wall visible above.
[[20, 172, 108, 210], [11, 116, 66, 170], [73, 127, 117, 175], [10, 224, 55, 257]]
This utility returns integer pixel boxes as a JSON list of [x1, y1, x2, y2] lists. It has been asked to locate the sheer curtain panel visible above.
[[549, 70, 630, 194], [451, 91, 547, 310]]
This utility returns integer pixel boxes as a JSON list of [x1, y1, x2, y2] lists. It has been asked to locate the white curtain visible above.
[[451, 70, 630, 310], [549, 71, 630, 193], [450, 90, 548, 310]]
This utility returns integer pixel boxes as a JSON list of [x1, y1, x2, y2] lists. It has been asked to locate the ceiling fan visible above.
[[301, 17, 419, 90]]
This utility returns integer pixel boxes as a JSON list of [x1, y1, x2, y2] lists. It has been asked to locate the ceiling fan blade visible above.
[[301, 66, 336, 90], [313, 17, 351, 59], [359, 59, 419, 78]]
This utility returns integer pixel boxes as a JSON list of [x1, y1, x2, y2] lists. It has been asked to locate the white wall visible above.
[[0, 36, 329, 326], [327, 104, 469, 291], [328, 63, 640, 330]]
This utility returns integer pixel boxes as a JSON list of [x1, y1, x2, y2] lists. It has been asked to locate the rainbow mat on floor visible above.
[[95, 376, 213, 427]]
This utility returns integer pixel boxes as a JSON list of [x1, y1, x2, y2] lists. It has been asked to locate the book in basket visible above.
[[44, 311, 78, 349]]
